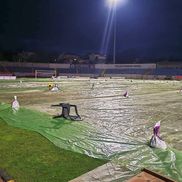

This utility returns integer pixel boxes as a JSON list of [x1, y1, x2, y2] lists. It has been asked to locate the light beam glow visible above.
[[100, 8, 115, 55]]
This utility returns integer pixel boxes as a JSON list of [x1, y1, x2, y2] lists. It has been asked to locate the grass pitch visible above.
[[0, 119, 106, 182], [0, 78, 181, 181], [0, 78, 108, 182]]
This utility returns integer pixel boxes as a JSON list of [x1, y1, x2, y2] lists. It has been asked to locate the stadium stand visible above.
[[0, 61, 181, 79]]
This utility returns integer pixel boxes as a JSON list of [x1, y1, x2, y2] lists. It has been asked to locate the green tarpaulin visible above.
[[0, 103, 181, 181]]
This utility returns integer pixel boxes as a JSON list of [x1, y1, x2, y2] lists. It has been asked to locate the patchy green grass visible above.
[[0, 119, 107, 182]]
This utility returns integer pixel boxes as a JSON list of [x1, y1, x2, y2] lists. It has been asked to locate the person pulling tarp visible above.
[[150, 121, 167, 149], [48, 83, 54, 90], [51, 103, 82, 121]]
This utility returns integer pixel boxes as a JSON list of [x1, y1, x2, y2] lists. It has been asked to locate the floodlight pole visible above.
[[113, 3, 117, 65]]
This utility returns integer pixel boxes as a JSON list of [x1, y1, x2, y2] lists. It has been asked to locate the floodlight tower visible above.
[[113, 1, 117, 65], [106, 0, 126, 64]]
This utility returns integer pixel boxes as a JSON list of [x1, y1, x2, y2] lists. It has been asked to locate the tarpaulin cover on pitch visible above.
[[0, 103, 181, 181]]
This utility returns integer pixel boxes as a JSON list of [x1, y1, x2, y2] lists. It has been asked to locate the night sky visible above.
[[0, 0, 182, 59]]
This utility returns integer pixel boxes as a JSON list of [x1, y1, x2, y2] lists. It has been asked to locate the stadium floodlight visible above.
[[105, 0, 127, 64], [106, 0, 126, 8]]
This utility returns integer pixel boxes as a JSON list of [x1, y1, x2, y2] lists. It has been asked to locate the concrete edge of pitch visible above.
[[69, 163, 177, 182], [69, 162, 124, 182]]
